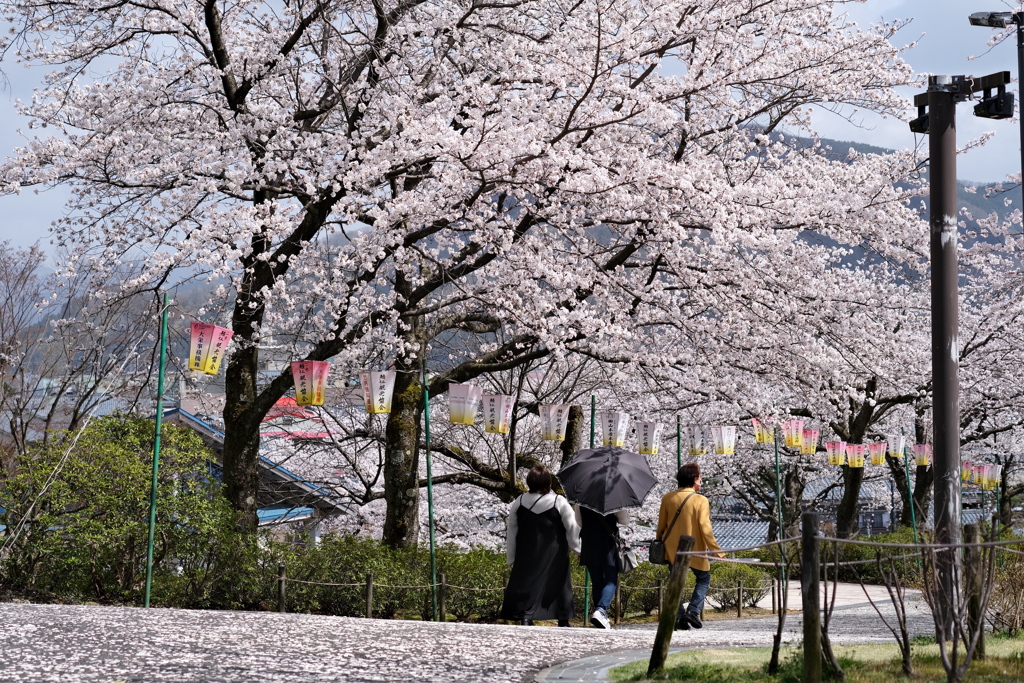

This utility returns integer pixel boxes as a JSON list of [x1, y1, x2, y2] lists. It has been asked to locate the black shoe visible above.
[[674, 618, 690, 631], [522, 618, 534, 626], [557, 620, 571, 627], [685, 613, 703, 629]]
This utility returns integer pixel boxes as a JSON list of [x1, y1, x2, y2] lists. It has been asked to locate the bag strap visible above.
[[656, 492, 696, 542]]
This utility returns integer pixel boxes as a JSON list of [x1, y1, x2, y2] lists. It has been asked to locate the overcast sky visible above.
[[0, 0, 1022, 252]]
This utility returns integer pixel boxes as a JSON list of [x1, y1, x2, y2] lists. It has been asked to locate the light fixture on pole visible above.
[[969, 10, 1024, 236]]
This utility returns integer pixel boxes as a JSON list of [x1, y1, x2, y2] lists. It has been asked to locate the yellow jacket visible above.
[[655, 487, 724, 571]]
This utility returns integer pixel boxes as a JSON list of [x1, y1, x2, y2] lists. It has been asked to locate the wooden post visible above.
[[657, 579, 664, 617], [438, 572, 447, 623], [737, 580, 742, 618], [365, 572, 374, 619], [648, 535, 695, 677], [966, 524, 984, 660], [615, 583, 621, 624], [771, 579, 777, 614], [801, 512, 821, 683], [277, 563, 286, 613]]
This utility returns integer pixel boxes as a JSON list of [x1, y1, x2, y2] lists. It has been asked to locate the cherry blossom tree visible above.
[[0, 0, 932, 545]]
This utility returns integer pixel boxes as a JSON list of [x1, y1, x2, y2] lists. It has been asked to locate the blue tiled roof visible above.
[[258, 505, 314, 524]]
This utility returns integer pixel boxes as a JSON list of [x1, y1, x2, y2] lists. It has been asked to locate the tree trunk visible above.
[[559, 404, 585, 469], [382, 364, 424, 549], [835, 465, 864, 538], [222, 342, 262, 533], [911, 464, 933, 528]]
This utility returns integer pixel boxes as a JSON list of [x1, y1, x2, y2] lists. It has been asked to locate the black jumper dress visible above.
[[499, 496, 576, 621]]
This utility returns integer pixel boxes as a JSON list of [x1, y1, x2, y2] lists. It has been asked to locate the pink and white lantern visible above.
[[188, 322, 234, 375], [687, 425, 706, 456], [913, 444, 932, 467], [483, 394, 515, 434], [539, 404, 571, 441], [868, 443, 887, 466], [800, 429, 820, 456], [752, 418, 774, 444], [711, 426, 737, 455], [825, 441, 846, 466], [782, 420, 804, 448], [449, 384, 483, 425], [845, 444, 865, 469], [886, 434, 906, 460], [961, 461, 974, 483], [359, 370, 397, 414], [599, 411, 630, 447], [637, 421, 663, 456], [291, 360, 330, 406]]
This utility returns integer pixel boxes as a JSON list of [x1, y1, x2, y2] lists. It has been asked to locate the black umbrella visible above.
[[555, 445, 659, 514]]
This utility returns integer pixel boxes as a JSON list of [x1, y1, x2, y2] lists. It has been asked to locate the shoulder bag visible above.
[[649, 493, 696, 565]]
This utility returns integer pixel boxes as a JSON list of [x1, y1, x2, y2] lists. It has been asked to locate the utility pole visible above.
[[910, 71, 1010, 636]]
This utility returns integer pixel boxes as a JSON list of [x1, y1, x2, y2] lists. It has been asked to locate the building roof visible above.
[[712, 520, 769, 551]]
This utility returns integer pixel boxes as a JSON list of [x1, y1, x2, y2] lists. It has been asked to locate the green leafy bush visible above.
[[707, 562, 772, 610]]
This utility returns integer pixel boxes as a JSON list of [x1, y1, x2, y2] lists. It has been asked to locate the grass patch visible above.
[[611, 638, 1024, 682]]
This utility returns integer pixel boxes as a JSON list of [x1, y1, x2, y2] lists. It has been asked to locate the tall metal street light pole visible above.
[[969, 12, 1024, 208], [909, 70, 1011, 636]]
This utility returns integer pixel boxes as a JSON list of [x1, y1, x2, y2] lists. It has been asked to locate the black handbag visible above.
[[650, 493, 695, 565]]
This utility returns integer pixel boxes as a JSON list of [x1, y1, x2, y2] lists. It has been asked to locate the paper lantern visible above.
[[637, 421, 662, 455], [291, 360, 330, 407], [711, 426, 736, 455], [687, 425, 706, 456], [913, 444, 932, 467], [986, 465, 1002, 491], [800, 429, 819, 456], [868, 443, 887, 466], [598, 411, 630, 447], [188, 322, 234, 375], [539, 404, 571, 441], [825, 441, 846, 466], [752, 418, 774, 444], [886, 434, 906, 460], [961, 461, 974, 483], [483, 394, 515, 434], [973, 464, 986, 485], [359, 370, 397, 414], [449, 384, 483, 425], [845, 444, 865, 469], [782, 420, 804, 448]]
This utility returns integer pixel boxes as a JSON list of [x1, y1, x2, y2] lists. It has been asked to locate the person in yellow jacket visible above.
[[656, 462, 725, 630]]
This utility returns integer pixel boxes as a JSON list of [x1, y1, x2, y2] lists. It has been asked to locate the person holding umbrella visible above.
[[556, 445, 659, 630], [657, 462, 725, 631]]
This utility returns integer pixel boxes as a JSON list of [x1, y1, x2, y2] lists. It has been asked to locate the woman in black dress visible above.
[[500, 464, 580, 626]]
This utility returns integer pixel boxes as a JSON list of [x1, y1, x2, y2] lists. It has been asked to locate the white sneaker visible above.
[[590, 609, 611, 629]]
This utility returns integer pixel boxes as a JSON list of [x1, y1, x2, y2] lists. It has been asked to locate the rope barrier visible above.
[[672, 536, 800, 556], [816, 535, 1024, 550]]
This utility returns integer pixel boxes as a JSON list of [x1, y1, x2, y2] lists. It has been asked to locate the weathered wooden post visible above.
[[802, 512, 821, 683], [647, 535, 695, 677], [277, 563, 287, 613], [736, 580, 743, 618], [965, 524, 984, 660], [657, 579, 664, 617], [438, 572, 447, 623], [771, 579, 777, 614], [365, 572, 374, 619]]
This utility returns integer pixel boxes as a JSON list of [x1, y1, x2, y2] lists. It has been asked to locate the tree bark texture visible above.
[[222, 342, 263, 533], [382, 358, 424, 548], [559, 404, 585, 468]]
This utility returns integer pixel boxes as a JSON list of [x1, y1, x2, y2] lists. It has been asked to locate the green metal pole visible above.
[[773, 428, 786, 589], [676, 415, 682, 471], [584, 394, 595, 622], [902, 431, 920, 547], [423, 369, 438, 621], [144, 292, 169, 608]]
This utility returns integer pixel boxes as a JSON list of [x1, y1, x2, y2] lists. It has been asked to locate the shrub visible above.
[[707, 562, 772, 610]]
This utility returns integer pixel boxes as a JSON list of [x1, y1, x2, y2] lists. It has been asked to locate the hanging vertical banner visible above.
[[973, 464, 985, 485], [782, 420, 804, 448], [845, 444, 865, 468], [752, 418, 774, 444], [483, 394, 515, 434], [986, 465, 1002, 491], [711, 426, 736, 455], [539, 404, 571, 441], [189, 322, 234, 375], [913, 444, 932, 467], [359, 370, 397, 414], [686, 425, 706, 456], [448, 384, 483, 425], [637, 421, 662, 455], [961, 461, 974, 483], [291, 360, 331, 406], [825, 441, 846, 466], [868, 443, 887, 466], [598, 411, 630, 447], [800, 429, 819, 456], [886, 434, 906, 459]]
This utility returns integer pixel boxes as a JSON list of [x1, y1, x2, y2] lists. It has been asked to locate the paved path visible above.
[[0, 587, 934, 683]]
